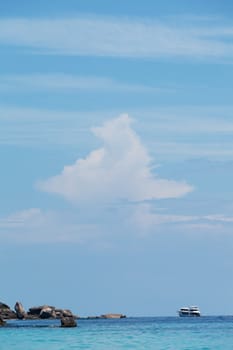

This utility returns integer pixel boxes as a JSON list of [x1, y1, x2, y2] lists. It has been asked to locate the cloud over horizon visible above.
[[37, 114, 193, 203], [2, 204, 233, 244]]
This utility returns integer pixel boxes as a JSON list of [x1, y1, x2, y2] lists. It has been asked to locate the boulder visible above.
[[14, 302, 26, 320], [55, 308, 76, 318], [0, 302, 16, 319], [27, 305, 77, 320], [40, 306, 56, 319], [0, 316, 6, 326], [28, 305, 55, 318], [0, 302, 10, 310], [27, 306, 44, 316], [61, 309, 74, 317], [61, 316, 77, 327]]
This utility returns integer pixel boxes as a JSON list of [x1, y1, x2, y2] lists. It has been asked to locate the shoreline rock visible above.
[[101, 313, 126, 319], [0, 302, 16, 320], [87, 313, 126, 319], [40, 306, 56, 319], [14, 302, 26, 320], [0, 316, 6, 326], [27, 305, 77, 320], [0, 301, 78, 321], [0, 300, 126, 324], [60, 316, 77, 327]]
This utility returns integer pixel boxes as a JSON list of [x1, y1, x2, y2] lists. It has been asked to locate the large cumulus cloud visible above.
[[37, 114, 193, 203]]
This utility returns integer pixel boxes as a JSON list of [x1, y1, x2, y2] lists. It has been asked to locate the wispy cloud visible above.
[[130, 203, 198, 233], [0, 208, 43, 228], [2, 105, 233, 129], [146, 142, 233, 159], [2, 106, 233, 160], [0, 15, 233, 60], [0, 208, 98, 243], [37, 114, 193, 202], [204, 214, 233, 223], [1, 204, 233, 244], [0, 74, 161, 93], [135, 106, 233, 134], [130, 203, 233, 235]]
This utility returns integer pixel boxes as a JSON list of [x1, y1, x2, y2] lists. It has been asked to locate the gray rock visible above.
[[0, 316, 6, 326], [14, 302, 26, 319], [0, 302, 16, 319], [61, 309, 74, 317], [0, 302, 10, 310], [100, 313, 126, 319], [40, 306, 56, 319], [55, 308, 76, 318], [27, 306, 44, 316], [28, 305, 55, 317], [60, 316, 77, 327]]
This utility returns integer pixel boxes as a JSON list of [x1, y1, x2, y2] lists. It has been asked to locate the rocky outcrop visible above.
[[28, 305, 46, 316], [60, 316, 77, 327], [55, 308, 74, 318], [27, 305, 56, 318], [14, 302, 26, 320], [87, 313, 126, 319], [0, 302, 10, 310], [0, 302, 16, 319], [62, 309, 74, 317], [101, 313, 126, 319], [40, 306, 56, 319], [0, 301, 79, 322], [0, 300, 128, 324], [0, 316, 6, 326], [27, 305, 76, 319]]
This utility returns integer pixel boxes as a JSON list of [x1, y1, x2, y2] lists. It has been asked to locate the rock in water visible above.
[[55, 308, 74, 318], [14, 302, 26, 319], [60, 316, 77, 327], [0, 302, 10, 310], [27, 306, 44, 316], [0, 316, 6, 326], [40, 306, 56, 319], [101, 313, 126, 319], [28, 305, 55, 318], [61, 309, 74, 317], [0, 302, 16, 319]]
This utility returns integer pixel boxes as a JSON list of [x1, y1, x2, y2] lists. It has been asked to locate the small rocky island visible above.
[[0, 301, 77, 327], [0, 301, 126, 327]]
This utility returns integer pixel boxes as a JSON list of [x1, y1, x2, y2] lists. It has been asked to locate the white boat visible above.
[[178, 306, 201, 317]]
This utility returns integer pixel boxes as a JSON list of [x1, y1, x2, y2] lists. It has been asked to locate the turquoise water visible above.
[[1, 317, 233, 349]]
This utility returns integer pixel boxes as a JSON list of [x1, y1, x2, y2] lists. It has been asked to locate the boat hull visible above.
[[179, 312, 200, 317]]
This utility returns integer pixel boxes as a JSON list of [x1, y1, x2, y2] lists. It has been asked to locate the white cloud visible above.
[[130, 203, 233, 235], [129, 203, 197, 234], [37, 114, 193, 203], [0, 208, 99, 243], [132, 203, 197, 225], [2, 205, 233, 244], [0, 208, 43, 228], [204, 214, 233, 223], [0, 16, 233, 60], [146, 142, 233, 159], [2, 106, 233, 161], [0, 74, 160, 94]]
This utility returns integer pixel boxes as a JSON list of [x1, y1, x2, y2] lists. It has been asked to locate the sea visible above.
[[1, 316, 233, 349]]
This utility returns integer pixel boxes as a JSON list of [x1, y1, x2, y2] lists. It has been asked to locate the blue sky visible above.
[[1, 0, 233, 317]]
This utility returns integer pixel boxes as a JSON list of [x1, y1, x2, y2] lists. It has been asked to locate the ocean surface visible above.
[[1, 316, 233, 349]]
